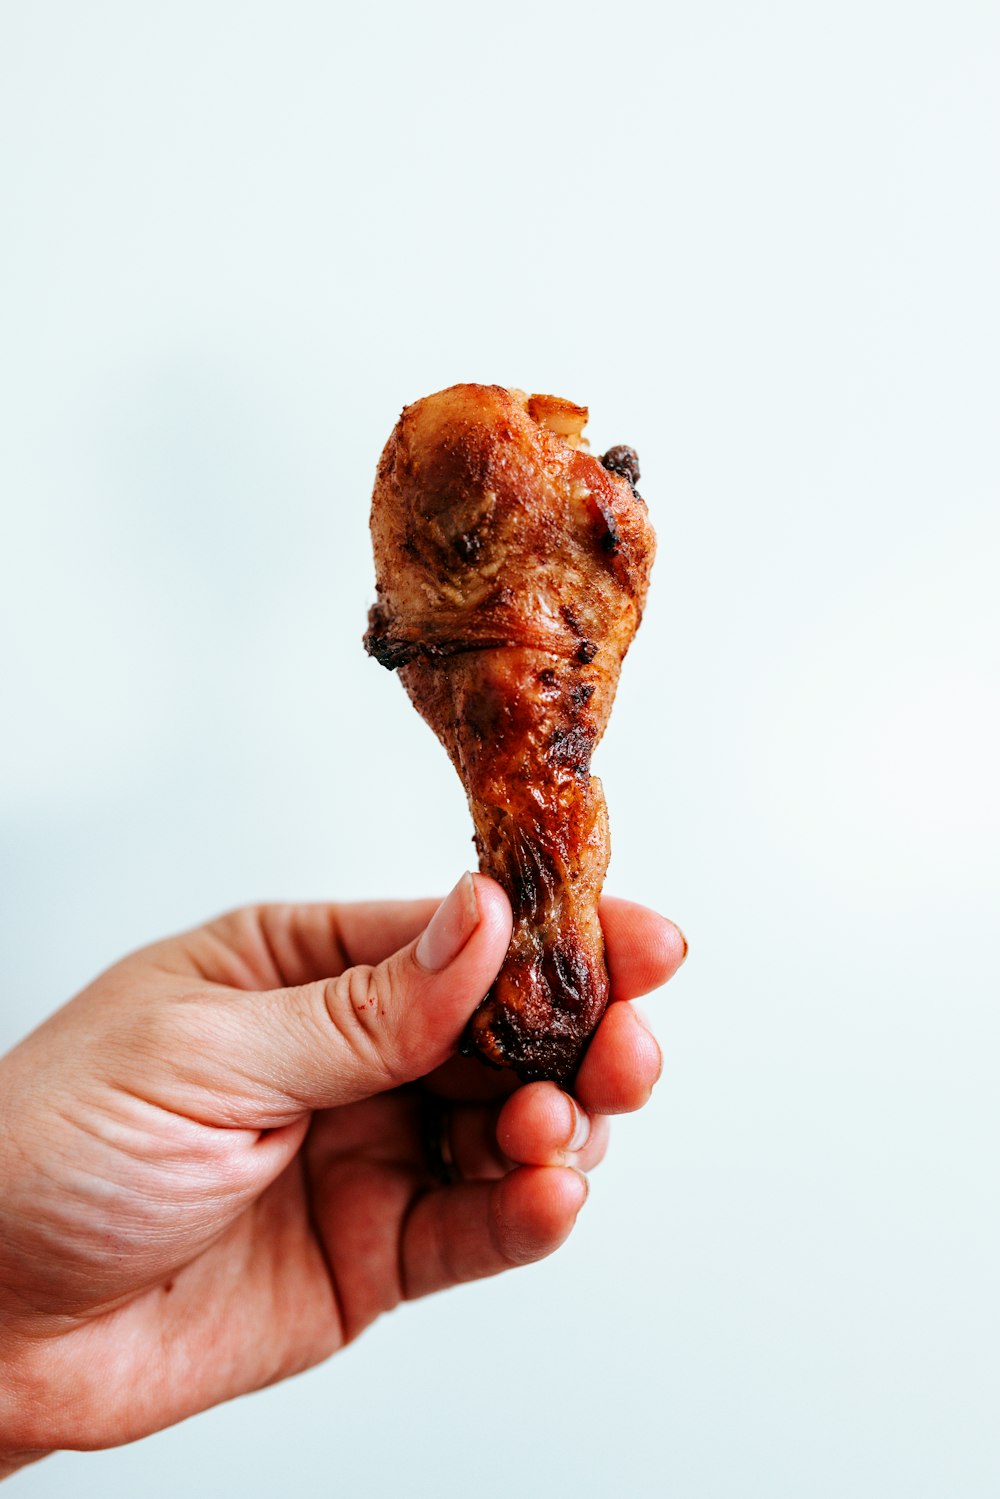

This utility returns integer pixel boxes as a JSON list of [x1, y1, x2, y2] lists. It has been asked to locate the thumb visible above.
[[226, 874, 513, 1115]]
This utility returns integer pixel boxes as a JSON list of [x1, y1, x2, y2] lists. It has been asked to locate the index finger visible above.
[[599, 896, 688, 1001]]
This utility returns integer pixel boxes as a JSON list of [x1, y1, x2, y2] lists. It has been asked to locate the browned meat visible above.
[[364, 384, 656, 1085]]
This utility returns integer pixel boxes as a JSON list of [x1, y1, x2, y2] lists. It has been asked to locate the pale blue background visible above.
[[1, 2, 998, 1494]]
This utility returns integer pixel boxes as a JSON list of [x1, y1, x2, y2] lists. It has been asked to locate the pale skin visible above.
[[0, 874, 686, 1480]]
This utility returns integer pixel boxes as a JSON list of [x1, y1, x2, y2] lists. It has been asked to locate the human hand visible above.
[[0, 875, 686, 1474]]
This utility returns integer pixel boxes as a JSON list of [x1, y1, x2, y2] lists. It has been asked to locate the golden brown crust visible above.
[[364, 383, 655, 1084]]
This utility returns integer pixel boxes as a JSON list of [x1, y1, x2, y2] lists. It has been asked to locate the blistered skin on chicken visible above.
[[364, 384, 655, 1084]]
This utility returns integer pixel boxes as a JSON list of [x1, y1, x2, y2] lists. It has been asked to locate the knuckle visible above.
[[321, 962, 405, 1084]]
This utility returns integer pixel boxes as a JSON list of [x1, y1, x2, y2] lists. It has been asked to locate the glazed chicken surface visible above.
[[364, 384, 656, 1084]]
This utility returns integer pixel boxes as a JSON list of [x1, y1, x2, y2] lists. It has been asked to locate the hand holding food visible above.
[[0, 889, 683, 1472]]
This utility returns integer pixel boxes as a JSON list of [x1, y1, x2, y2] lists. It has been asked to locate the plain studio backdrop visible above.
[[1, 2, 998, 1495]]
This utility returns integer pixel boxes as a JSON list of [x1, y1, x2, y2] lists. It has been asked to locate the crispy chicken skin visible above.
[[364, 384, 655, 1084]]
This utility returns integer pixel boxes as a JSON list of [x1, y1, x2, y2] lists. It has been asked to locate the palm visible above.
[[20, 1093, 425, 1445], [44, 1071, 517, 1445]]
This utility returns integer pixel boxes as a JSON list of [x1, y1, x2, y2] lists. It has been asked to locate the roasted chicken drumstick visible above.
[[364, 384, 656, 1085]]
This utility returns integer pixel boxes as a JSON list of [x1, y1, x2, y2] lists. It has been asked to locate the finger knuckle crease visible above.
[[322, 968, 397, 1081]]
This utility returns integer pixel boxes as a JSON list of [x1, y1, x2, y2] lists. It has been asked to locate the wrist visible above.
[[0, 1450, 50, 1482]]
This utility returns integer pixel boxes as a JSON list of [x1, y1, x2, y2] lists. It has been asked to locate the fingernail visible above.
[[566, 1099, 591, 1154], [415, 873, 480, 972], [668, 918, 689, 964]]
